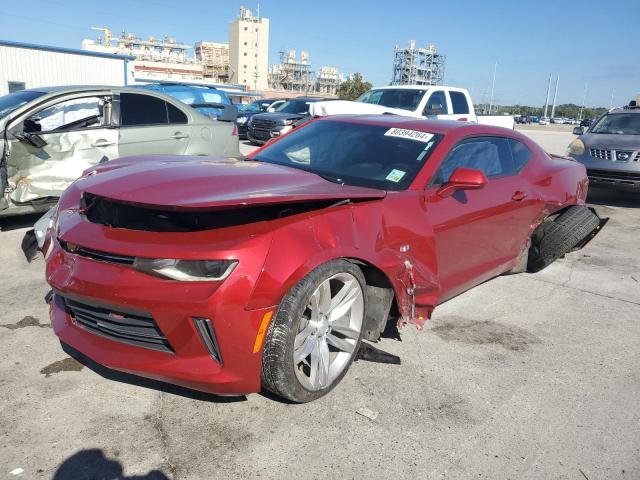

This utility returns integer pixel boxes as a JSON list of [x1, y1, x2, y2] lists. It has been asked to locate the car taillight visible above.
[[231, 125, 238, 136]]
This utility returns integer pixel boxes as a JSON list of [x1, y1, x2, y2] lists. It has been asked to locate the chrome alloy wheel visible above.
[[293, 272, 364, 391]]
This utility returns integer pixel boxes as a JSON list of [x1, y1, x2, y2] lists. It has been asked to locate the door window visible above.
[[423, 91, 449, 115], [25, 97, 106, 133], [450, 91, 470, 114], [120, 93, 169, 126], [432, 136, 524, 184], [120, 93, 189, 126], [167, 102, 188, 124]]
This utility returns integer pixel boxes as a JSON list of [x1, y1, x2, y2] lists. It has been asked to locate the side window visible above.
[[167, 102, 188, 124], [432, 137, 513, 184], [25, 97, 106, 133], [509, 139, 531, 172], [450, 91, 470, 114], [423, 91, 449, 115], [120, 93, 168, 126]]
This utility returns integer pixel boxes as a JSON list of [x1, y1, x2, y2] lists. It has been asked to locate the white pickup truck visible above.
[[310, 85, 515, 129]]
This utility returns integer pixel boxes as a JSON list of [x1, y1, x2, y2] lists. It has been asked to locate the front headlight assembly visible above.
[[236, 116, 248, 125], [133, 258, 238, 282], [567, 138, 585, 156]]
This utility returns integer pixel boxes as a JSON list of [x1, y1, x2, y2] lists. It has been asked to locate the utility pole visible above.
[[543, 74, 551, 118], [578, 83, 588, 121], [550, 75, 559, 119], [488, 61, 497, 115], [610, 89, 615, 109]]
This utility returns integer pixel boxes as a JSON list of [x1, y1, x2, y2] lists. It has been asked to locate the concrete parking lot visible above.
[[1, 132, 638, 479]]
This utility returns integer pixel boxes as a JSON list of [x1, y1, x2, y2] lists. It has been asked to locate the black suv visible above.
[[235, 98, 288, 139], [247, 97, 327, 145]]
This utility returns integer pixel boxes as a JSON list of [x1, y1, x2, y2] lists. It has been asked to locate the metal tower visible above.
[[391, 40, 445, 86]]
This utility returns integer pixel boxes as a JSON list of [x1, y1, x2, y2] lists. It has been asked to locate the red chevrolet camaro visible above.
[[43, 115, 602, 402]]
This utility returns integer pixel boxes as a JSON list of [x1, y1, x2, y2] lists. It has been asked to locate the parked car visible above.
[[539, 117, 550, 125], [246, 97, 326, 144], [236, 98, 288, 139], [310, 85, 515, 129], [580, 118, 593, 128], [42, 115, 603, 402], [551, 117, 565, 124], [568, 99, 640, 191], [0, 86, 240, 217], [137, 83, 235, 120]]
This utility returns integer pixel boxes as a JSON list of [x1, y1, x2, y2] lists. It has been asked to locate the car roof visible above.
[[368, 85, 464, 91], [316, 114, 520, 137], [293, 96, 329, 102], [608, 106, 640, 114]]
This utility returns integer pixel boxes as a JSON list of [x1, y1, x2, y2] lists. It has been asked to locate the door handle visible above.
[[171, 132, 190, 140], [91, 140, 115, 147], [512, 191, 527, 201]]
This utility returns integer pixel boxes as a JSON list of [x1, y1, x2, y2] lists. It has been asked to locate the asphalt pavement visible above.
[[0, 132, 638, 480]]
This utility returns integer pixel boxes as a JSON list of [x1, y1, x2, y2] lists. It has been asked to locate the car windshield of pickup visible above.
[[252, 119, 441, 191], [590, 113, 640, 135], [275, 100, 312, 115], [357, 89, 427, 111]]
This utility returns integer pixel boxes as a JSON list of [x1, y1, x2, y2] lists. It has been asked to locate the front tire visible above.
[[262, 260, 366, 403]]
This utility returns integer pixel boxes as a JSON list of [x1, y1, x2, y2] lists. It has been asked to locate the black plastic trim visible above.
[[193, 317, 223, 365]]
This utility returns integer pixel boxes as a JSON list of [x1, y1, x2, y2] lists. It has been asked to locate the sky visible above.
[[1, 0, 638, 107]]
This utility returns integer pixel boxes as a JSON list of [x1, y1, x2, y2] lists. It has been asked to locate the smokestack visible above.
[[550, 76, 559, 119]]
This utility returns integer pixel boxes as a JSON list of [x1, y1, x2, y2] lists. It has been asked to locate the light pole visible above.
[[543, 74, 551, 118], [550, 75, 559, 119]]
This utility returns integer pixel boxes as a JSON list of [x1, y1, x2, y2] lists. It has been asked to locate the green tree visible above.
[[337, 73, 372, 100]]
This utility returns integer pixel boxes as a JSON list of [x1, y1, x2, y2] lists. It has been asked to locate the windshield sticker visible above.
[[386, 169, 406, 183], [384, 128, 434, 143]]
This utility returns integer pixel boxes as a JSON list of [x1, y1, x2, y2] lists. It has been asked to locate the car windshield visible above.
[[590, 113, 640, 135], [357, 89, 427, 111], [252, 120, 441, 191], [0, 90, 46, 120], [275, 100, 312, 115], [240, 101, 270, 113]]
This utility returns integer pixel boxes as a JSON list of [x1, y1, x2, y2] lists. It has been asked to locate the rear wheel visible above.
[[262, 260, 366, 403], [528, 206, 600, 272]]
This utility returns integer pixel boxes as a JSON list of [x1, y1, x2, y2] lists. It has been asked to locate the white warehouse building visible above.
[[0, 39, 133, 96]]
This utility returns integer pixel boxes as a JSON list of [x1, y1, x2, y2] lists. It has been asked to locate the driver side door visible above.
[[6, 94, 118, 203], [425, 136, 536, 300]]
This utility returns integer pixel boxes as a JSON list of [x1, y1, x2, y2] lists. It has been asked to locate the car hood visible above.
[[251, 112, 306, 123], [79, 156, 386, 209], [581, 133, 640, 150]]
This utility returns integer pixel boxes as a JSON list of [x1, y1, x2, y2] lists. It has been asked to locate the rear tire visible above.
[[262, 260, 366, 403], [528, 206, 600, 272]]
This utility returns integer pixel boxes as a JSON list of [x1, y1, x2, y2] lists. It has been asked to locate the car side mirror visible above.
[[573, 126, 585, 135], [437, 167, 488, 198], [425, 103, 443, 116]]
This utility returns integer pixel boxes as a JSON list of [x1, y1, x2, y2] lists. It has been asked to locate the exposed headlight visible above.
[[236, 116, 248, 125], [34, 206, 58, 249], [282, 119, 295, 126], [133, 258, 238, 282], [280, 125, 293, 134], [567, 138, 585, 156]]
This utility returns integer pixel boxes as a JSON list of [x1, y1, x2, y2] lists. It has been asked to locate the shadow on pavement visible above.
[[61, 342, 247, 404], [0, 212, 40, 232], [53, 449, 168, 480], [587, 187, 640, 208]]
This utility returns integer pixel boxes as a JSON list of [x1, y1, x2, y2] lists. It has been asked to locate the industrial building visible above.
[[391, 40, 445, 86], [0, 39, 132, 96], [194, 41, 230, 83], [82, 28, 204, 82], [228, 6, 269, 91], [315, 66, 345, 95], [268, 50, 344, 96], [268, 50, 313, 93]]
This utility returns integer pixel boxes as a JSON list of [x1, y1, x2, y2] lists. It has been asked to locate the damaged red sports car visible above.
[[43, 115, 604, 402]]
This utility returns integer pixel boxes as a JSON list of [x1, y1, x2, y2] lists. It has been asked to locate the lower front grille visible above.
[[61, 295, 173, 353]]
